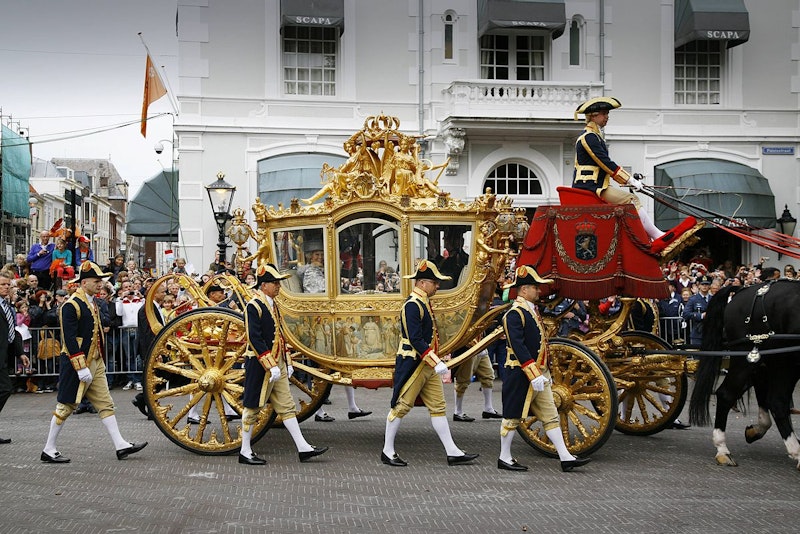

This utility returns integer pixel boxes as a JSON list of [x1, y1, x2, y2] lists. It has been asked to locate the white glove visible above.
[[434, 361, 448, 376], [287, 365, 294, 379], [627, 177, 644, 191], [530, 375, 549, 392], [77, 367, 93, 384], [268, 366, 281, 383]]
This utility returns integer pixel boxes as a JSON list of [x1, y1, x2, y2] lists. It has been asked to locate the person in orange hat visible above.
[[497, 265, 591, 472], [40, 261, 147, 463], [75, 235, 94, 268]]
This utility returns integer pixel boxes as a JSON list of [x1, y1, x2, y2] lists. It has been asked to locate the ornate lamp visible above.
[[205, 172, 236, 268], [776, 205, 796, 260]]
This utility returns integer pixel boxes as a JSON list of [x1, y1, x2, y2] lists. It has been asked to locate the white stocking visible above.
[[483, 387, 495, 412], [282, 417, 312, 452], [240, 426, 253, 457], [43, 415, 63, 455], [102, 415, 131, 450], [454, 390, 464, 416], [499, 430, 515, 463], [345, 386, 359, 412], [546, 427, 576, 462], [430, 414, 462, 456], [382, 415, 402, 457], [638, 208, 664, 240]]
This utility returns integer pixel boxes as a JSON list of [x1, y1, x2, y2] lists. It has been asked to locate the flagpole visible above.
[[138, 32, 178, 115], [158, 64, 180, 116]]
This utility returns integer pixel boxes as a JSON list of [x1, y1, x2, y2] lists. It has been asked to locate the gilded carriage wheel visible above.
[[270, 352, 333, 426], [612, 331, 688, 436], [517, 338, 618, 458], [143, 308, 276, 455]]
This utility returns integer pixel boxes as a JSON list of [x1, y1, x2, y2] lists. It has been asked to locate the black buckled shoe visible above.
[[187, 417, 200, 425], [671, 419, 691, 430], [348, 409, 372, 419], [482, 410, 503, 419], [0, 437, 11, 444], [497, 458, 528, 471], [560, 456, 591, 472], [380, 451, 408, 467], [238, 452, 266, 465], [116, 442, 148, 460], [453, 413, 475, 422], [447, 452, 479, 466], [40, 450, 71, 463], [298, 446, 329, 462], [131, 394, 150, 417], [314, 414, 335, 422]]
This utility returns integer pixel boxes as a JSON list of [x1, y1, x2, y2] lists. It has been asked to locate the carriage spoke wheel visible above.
[[611, 331, 687, 436], [144, 308, 276, 455], [268, 351, 332, 426], [517, 339, 618, 458]]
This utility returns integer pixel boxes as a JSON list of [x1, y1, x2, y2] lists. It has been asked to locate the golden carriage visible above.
[[141, 114, 679, 457]]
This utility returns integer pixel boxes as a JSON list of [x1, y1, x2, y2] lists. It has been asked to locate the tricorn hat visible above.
[[574, 96, 622, 120], [72, 261, 112, 282], [205, 284, 225, 295], [253, 263, 291, 287], [503, 265, 554, 289], [403, 259, 452, 281]]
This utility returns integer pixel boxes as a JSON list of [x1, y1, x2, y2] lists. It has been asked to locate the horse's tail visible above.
[[689, 285, 735, 426]]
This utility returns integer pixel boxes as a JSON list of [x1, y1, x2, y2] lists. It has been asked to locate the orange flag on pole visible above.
[[140, 54, 167, 137]]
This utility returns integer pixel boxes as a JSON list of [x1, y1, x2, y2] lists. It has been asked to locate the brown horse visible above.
[[689, 281, 800, 469]]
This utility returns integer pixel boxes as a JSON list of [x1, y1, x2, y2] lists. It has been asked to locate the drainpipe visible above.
[[599, 0, 605, 87], [418, 0, 425, 138]]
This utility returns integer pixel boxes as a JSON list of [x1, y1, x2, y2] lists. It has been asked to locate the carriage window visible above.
[[337, 218, 401, 293], [413, 223, 473, 291], [272, 228, 327, 294]]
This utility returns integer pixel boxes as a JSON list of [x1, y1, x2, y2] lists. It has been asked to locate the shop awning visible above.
[[478, 0, 566, 39], [654, 159, 775, 229], [126, 169, 179, 241], [281, 0, 344, 34], [674, 0, 750, 49]]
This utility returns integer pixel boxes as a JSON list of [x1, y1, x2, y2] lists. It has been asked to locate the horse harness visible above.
[[739, 281, 778, 363]]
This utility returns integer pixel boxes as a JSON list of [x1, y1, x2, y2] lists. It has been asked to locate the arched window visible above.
[[443, 11, 457, 62], [483, 162, 543, 196], [257, 153, 346, 208], [569, 17, 584, 67]]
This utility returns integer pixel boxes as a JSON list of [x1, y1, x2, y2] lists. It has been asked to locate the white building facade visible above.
[[174, 0, 800, 271]]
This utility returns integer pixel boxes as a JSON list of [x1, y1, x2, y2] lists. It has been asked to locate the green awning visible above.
[[126, 169, 179, 241], [478, 0, 566, 39], [675, 0, 749, 49], [654, 159, 775, 229], [281, 0, 344, 33]]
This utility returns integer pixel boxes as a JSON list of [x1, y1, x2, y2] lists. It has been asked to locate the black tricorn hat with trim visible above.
[[72, 261, 112, 282], [574, 96, 622, 120], [503, 265, 554, 289], [403, 259, 452, 281], [253, 263, 291, 287]]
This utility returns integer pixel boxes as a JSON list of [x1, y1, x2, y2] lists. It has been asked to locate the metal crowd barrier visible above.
[[8, 326, 141, 389]]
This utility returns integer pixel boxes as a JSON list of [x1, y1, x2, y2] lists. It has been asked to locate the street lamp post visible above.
[[205, 172, 236, 270], [776, 205, 797, 260]]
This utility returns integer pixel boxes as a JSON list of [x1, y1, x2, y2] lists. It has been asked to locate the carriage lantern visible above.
[[776, 205, 797, 260], [205, 171, 237, 265]]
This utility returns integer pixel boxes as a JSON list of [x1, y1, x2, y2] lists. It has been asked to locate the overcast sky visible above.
[[0, 0, 178, 195]]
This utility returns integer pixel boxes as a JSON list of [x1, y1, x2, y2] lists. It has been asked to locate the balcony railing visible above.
[[442, 80, 604, 120]]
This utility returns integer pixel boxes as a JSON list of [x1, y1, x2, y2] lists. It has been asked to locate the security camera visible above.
[[154, 141, 164, 154]]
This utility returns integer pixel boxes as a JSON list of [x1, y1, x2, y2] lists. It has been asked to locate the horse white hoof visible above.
[[715, 453, 738, 466]]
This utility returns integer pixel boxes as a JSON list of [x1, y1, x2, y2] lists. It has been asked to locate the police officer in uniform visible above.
[[381, 260, 479, 467], [682, 273, 713, 347], [497, 265, 590, 472], [40, 261, 147, 463], [239, 263, 328, 465]]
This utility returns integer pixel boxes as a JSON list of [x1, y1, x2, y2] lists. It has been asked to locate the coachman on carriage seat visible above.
[[571, 96, 701, 255]]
